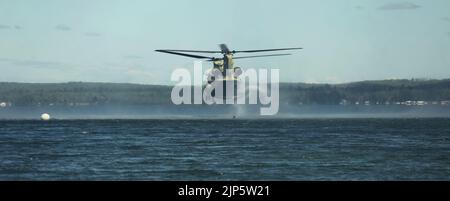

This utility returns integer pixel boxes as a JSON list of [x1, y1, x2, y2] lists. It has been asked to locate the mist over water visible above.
[[1, 104, 449, 120], [1, 80, 450, 119]]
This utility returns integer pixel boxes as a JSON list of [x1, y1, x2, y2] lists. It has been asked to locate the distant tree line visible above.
[[280, 79, 450, 105], [1, 79, 450, 106]]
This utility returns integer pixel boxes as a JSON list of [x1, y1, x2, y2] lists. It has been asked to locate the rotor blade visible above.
[[233, 53, 292, 60], [206, 58, 223, 62], [233, 47, 302, 53], [155, 49, 221, 53], [155, 50, 215, 60], [219, 44, 230, 53]]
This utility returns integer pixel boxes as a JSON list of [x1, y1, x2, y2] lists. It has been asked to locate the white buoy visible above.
[[41, 113, 51, 121], [0, 102, 6, 108]]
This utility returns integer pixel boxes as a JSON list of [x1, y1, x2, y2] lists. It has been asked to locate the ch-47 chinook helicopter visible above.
[[156, 44, 302, 99]]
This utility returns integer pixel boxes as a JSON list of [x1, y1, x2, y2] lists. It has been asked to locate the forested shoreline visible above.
[[1, 79, 450, 107]]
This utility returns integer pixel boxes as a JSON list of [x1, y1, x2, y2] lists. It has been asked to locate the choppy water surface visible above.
[[0, 118, 449, 180]]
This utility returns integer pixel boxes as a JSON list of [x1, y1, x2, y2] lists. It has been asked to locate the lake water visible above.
[[0, 118, 449, 180]]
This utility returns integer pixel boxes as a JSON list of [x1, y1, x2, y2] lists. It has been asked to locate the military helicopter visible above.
[[155, 44, 302, 99]]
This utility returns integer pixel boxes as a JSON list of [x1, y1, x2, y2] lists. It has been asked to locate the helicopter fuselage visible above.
[[156, 44, 302, 100]]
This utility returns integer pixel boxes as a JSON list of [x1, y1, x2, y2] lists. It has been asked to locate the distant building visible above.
[[416, 101, 426, 106], [339, 99, 348, 105]]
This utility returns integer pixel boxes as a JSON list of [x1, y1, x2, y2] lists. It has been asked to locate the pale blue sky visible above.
[[0, 0, 449, 84]]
